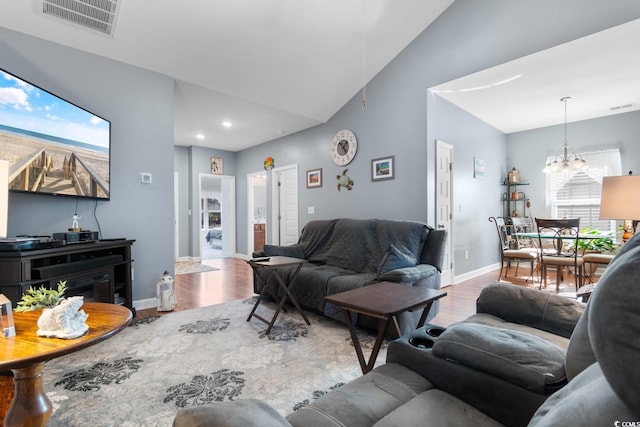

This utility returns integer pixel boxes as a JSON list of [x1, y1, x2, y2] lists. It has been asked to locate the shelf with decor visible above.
[[502, 182, 530, 219]]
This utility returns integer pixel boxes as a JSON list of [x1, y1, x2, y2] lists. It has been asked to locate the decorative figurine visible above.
[[70, 214, 81, 232], [37, 296, 89, 339], [157, 270, 176, 311], [337, 169, 354, 191]]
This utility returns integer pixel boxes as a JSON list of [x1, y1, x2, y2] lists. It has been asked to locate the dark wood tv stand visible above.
[[0, 239, 135, 315]]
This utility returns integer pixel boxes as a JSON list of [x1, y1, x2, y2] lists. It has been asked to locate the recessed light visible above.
[[196, 133, 205, 140], [221, 121, 232, 128]]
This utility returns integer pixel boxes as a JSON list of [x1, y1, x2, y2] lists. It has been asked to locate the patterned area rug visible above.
[[174, 261, 219, 275], [42, 298, 386, 426]]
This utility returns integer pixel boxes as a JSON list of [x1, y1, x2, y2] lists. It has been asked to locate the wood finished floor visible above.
[[138, 258, 564, 327]]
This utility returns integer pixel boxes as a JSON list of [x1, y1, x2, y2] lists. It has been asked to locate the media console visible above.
[[0, 239, 135, 314]]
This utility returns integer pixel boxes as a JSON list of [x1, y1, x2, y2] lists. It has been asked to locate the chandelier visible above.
[[542, 97, 588, 173]]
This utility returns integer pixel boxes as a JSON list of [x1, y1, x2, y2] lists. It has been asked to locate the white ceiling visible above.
[[431, 18, 640, 134], [0, 0, 453, 151], [3, 3, 639, 151]]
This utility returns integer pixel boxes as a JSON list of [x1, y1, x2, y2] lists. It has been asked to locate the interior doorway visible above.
[[247, 171, 267, 254], [199, 174, 236, 260]]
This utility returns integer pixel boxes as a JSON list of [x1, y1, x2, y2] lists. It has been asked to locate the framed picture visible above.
[[210, 157, 224, 175], [371, 156, 395, 181], [306, 168, 322, 188], [474, 157, 485, 179]]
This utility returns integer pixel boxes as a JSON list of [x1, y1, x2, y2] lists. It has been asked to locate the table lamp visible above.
[[599, 173, 640, 242]]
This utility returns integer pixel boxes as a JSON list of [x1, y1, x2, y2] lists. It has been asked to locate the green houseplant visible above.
[[15, 280, 67, 312], [574, 228, 615, 253]]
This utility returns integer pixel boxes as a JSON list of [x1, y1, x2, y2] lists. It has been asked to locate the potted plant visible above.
[[15, 280, 67, 312], [573, 228, 615, 254]]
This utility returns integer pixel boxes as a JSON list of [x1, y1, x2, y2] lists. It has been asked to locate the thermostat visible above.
[[140, 173, 152, 184]]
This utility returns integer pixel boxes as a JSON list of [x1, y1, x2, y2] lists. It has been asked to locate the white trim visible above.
[[454, 263, 500, 284]]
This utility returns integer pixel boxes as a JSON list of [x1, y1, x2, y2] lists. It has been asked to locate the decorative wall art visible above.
[[474, 157, 485, 179], [371, 156, 395, 181], [306, 168, 322, 188], [264, 156, 275, 171], [210, 157, 224, 175], [337, 169, 354, 191]]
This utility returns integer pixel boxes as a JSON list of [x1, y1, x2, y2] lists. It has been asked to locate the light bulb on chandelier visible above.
[[542, 97, 588, 173]]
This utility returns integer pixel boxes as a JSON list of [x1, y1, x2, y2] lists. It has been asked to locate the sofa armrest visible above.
[[420, 229, 447, 272], [378, 264, 440, 288], [476, 283, 585, 338], [173, 399, 291, 427]]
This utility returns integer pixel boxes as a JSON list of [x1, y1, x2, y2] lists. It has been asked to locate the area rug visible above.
[[174, 261, 219, 275], [42, 298, 386, 426]]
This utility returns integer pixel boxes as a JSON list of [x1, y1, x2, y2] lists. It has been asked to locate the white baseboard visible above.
[[453, 263, 500, 284], [133, 297, 157, 311]]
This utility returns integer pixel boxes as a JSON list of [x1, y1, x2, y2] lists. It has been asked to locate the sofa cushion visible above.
[[286, 363, 433, 427], [263, 244, 306, 259], [588, 241, 640, 417], [377, 243, 417, 278], [373, 389, 504, 427], [528, 363, 635, 427], [173, 398, 291, 427], [432, 322, 566, 393]]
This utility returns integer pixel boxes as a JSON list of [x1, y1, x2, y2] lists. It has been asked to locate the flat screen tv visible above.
[[0, 67, 110, 200]]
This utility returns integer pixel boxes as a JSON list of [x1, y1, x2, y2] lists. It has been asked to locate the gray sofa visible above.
[[253, 218, 447, 336], [174, 232, 640, 427]]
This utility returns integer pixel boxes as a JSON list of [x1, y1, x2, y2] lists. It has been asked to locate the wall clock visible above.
[[330, 129, 358, 166]]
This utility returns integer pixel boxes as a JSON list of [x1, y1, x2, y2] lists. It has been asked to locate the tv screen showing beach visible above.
[[0, 68, 110, 200]]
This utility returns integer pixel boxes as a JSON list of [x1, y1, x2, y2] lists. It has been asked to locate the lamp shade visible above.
[[599, 175, 640, 220]]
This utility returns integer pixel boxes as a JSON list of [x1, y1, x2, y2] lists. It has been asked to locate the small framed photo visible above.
[[371, 156, 395, 181], [306, 168, 323, 188], [210, 157, 224, 175]]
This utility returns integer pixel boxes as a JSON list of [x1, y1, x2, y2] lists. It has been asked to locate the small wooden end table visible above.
[[325, 281, 447, 374], [0, 303, 132, 427], [246, 256, 310, 334]]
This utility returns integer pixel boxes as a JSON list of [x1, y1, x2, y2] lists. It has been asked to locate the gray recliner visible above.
[[173, 233, 640, 427]]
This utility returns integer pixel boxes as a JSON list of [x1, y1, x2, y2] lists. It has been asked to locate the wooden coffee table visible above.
[[325, 281, 447, 374], [246, 256, 310, 334], [0, 303, 132, 427]]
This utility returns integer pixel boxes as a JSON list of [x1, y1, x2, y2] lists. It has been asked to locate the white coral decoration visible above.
[[37, 296, 89, 339]]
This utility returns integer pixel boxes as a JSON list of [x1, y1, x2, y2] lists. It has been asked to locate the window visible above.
[[546, 149, 621, 233]]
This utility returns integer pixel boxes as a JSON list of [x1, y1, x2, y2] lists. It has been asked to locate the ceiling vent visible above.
[[41, 0, 121, 36]]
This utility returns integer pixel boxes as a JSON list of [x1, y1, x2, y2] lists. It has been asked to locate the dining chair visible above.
[[489, 216, 539, 283], [534, 218, 585, 292], [582, 252, 615, 283]]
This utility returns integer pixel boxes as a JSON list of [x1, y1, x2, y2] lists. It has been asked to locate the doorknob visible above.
[[437, 224, 446, 229]]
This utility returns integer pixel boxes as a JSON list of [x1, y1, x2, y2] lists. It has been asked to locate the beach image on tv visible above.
[[0, 69, 110, 200]]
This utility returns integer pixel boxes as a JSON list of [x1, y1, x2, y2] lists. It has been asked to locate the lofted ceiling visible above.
[[431, 18, 640, 134], [0, 0, 454, 151], [2, 2, 638, 152]]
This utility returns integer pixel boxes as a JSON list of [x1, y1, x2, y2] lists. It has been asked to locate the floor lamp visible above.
[[599, 174, 640, 242]]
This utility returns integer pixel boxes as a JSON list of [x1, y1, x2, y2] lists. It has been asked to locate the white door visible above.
[[436, 140, 453, 287], [271, 165, 298, 246]]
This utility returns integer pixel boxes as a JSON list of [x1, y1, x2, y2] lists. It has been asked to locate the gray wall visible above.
[[232, 0, 640, 278], [1, 27, 175, 305], [507, 110, 640, 221]]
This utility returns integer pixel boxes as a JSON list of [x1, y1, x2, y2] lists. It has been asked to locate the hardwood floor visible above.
[[138, 258, 555, 327]]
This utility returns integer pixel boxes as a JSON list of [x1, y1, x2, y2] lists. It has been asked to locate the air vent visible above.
[[610, 103, 636, 112], [41, 0, 120, 36]]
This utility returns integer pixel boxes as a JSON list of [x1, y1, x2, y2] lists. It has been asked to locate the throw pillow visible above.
[[263, 244, 305, 259], [377, 243, 416, 278]]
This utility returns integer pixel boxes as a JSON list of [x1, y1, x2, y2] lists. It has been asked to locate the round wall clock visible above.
[[330, 129, 358, 166]]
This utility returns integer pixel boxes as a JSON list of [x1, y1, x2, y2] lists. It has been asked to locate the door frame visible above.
[[436, 140, 454, 287], [247, 170, 267, 254], [198, 173, 236, 259], [270, 164, 298, 246]]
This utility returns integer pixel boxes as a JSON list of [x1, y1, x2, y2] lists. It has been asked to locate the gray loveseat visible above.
[[174, 232, 640, 427], [253, 218, 447, 336]]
